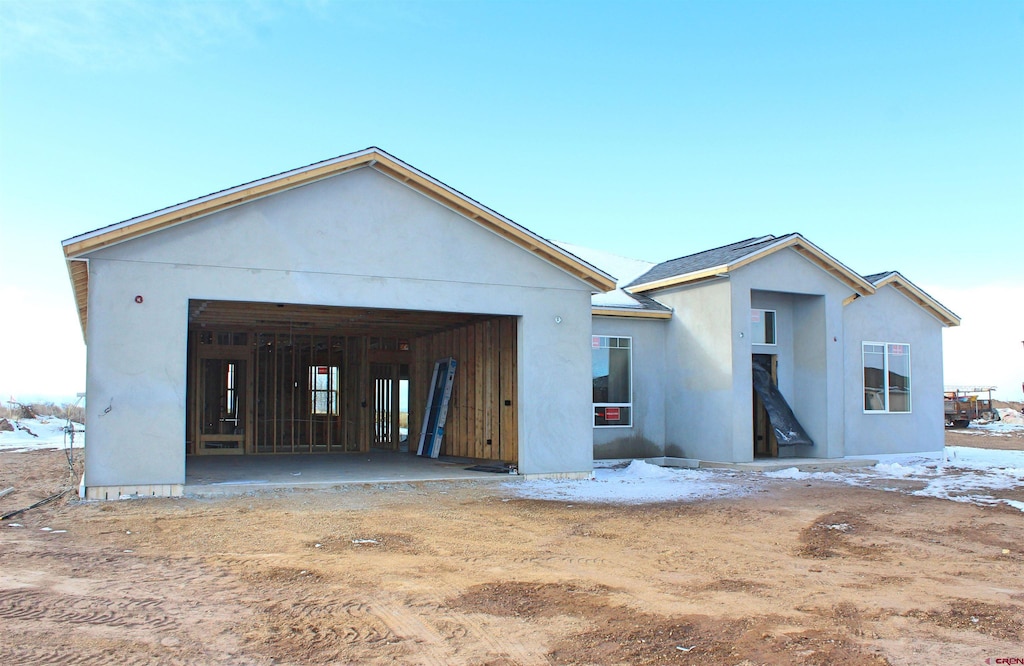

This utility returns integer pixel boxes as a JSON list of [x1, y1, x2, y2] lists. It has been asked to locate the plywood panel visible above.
[[408, 315, 516, 463], [474, 322, 485, 459], [499, 317, 518, 462]]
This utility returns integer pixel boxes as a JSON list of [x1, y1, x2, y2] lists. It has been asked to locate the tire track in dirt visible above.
[[405, 578, 555, 665], [0, 645, 157, 666], [364, 601, 451, 666], [0, 641, 265, 666], [0, 588, 177, 629]]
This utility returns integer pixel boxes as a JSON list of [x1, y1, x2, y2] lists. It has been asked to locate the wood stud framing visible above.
[[186, 300, 517, 464]]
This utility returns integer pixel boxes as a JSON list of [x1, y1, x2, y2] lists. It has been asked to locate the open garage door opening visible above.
[[185, 300, 518, 469]]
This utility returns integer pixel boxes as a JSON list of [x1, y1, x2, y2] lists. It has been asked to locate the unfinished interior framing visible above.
[[185, 300, 518, 464]]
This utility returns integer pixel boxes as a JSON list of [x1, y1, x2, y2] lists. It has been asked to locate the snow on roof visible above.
[[555, 242, 671, 313]]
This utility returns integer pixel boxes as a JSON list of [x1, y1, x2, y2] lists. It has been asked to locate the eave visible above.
[[628, 235, 876, 297], [67, 259, 89, 340], [62, 148, 616, 337], [873, 273, 961, 327], [592, 307, 673, 319]]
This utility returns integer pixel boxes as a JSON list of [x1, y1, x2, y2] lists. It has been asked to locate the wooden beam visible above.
[[628, 265, 730, 293], [591, 307, 672, 319]]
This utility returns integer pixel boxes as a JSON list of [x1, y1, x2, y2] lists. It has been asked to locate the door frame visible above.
[[753, 353, 779, 458], [194, 346, 254, 455]]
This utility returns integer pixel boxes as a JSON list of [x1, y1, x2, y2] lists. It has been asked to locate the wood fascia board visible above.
[[629, 236, 876, 299], [369, 158, 616, 292], [875, 274, 961, 327], [61, 152, 380, 258], [61, 148, 615, 293], [591, 307, 673, 319], [730, 236, 875, 296], [66, 259, 89, 340], [627, 265, 731, 293], [791, 245, 874, 296]]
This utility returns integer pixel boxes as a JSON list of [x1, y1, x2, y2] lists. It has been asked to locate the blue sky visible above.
[[1, 0, 1022, 400]]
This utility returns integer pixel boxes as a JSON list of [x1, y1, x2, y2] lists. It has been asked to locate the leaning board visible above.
[[416, 357, 458, 458]]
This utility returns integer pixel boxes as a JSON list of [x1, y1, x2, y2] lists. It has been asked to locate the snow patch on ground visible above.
[[511, 448, 1024, 512], [512, 460, 750, 504], [995, 408, 1024, 425], [0, 417, 84, 452], [762, 447, 1024, 511]]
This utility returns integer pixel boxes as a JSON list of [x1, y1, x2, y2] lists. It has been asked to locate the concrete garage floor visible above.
[[185, 450, 514, 496]]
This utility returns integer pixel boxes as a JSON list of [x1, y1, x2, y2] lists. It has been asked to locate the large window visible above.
[[309, 365, 340, 415], [863, 342, 911, 413], [751, 309, 776, 345], [593, 335, 631, 427]]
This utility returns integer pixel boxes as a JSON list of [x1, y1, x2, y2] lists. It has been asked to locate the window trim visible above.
[[592, 334, 633, 428], [751, 309, 777, 346], [862, 341, 912, 414]]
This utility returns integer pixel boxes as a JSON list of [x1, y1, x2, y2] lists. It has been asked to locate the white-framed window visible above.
[[309, 365, 340, 415], [751, 309, 777, 345], [593, 335, 631, 427], [863, 342, 911, 413]]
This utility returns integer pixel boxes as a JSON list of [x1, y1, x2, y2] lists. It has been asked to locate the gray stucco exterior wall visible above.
[[651, 278, 735, 461], [842, 285, 946, 455], [591, 316, 668, 459], [80, 167, 598, 490]]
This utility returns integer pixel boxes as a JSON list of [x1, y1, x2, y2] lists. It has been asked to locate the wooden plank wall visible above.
[[249, 333, 350, 453], [411, 316, 517, 462]]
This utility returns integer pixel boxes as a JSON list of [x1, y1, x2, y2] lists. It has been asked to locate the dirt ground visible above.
[[1, 430, 1022, 665]]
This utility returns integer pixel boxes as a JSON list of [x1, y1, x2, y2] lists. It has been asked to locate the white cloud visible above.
[[0, 0, 277, 69]]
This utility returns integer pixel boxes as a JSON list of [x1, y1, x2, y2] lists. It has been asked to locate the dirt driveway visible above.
[[1, 434, 1022, 665]]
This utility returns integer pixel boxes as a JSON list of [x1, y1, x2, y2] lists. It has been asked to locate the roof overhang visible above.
[[62, 148, 616, 338], [872, 272, 961, 327], [627, 234, 876, 297], [591, 306, 673, 319]]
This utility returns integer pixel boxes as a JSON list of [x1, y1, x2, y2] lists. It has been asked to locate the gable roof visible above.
[[62, 147, 616, 335], [864, 271, 961, 327], [627, 233, 876, 296]]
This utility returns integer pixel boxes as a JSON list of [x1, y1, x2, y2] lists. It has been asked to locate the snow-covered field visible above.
[[0, 417, 85, 452], [513, 421, 1024, 513]]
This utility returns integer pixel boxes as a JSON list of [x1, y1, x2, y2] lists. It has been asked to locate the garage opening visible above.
[[186, 300, 518, 467]]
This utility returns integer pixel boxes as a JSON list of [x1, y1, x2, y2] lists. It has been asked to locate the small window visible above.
[[751, 309, 776, 345], [309, 365, 340, 415], [225, 362, 237, 417], [863, 342, 911, 413], [593, 335, 632, 427]]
